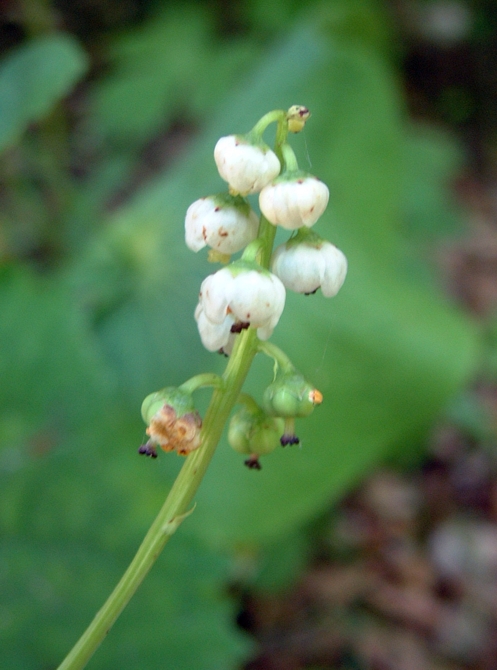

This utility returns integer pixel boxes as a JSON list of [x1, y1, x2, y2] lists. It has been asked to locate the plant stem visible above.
[[179, 372, 222, 394], [58, 329, 258, 670], [257, 340, 295, 372], [58, 113, 289, 670]]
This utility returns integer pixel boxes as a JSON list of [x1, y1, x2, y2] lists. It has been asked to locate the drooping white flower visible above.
[[214, 135, 281, 196], [185, 195, 259, 254], [259, 173, 329, 230], [195, 262, 286, 351], [271, 238, 347, 297]]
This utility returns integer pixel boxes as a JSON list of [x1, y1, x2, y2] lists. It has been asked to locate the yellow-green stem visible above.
[[57, 329, 258, 670], [57, 115, 289, 670]]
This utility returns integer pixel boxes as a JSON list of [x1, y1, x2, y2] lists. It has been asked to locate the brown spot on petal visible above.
[[214, 206, 220, 212], [297, 179, 304, 184], [218, 228, 228, 237]]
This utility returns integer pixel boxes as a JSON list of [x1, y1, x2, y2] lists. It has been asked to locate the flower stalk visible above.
[[58, 329, 258, 670], [58, 106, 345, 669]]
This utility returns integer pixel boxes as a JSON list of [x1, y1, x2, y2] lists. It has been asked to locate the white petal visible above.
[[229, 271, 285, 326], [320, 244, 348, 297], [199, 269, 234, 324], [195, 303, 233, 351], [205, 206, 258, 254], [272, 244, 321, 293], [185, 197, 215, 252]]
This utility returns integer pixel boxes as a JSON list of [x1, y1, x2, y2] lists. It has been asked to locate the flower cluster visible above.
[[141, 107, 347, 468], [184, 108, 347, 353]]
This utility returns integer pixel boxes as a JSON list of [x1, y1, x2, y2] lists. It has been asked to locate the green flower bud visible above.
[[262, 373, 323, 418], [141, 387, 202, 456], [227, 409, 252, 455], [228, 406, 284, 457]]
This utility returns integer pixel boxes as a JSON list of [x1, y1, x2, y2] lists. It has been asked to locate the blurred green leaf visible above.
[[90, 5, 258, 147], [0, 536, 249, 670], [0, 266, 111, 446], [0, 34, 88, 154], [402, 124, 466, 240]]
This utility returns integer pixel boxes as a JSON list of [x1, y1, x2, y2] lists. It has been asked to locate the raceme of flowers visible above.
[[140, 107, 347, 468], [185, 116, 347, 352]]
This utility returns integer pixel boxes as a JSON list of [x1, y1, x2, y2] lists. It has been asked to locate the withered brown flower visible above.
[[146, 404, 202, 456]]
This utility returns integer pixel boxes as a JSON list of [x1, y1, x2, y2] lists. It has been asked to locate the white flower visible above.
[[195, 264, 286, 351], [214, 135, 281, 196], [271, 240, 347, 297], [259, 175, 329, 229], [185, 196, 259, 254]]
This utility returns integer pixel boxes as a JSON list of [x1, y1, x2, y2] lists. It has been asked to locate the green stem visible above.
[[280, 143, 299, 173], [57, 329, 258, 670], [57, 109, 293, 669], [258, 340, 295, 373], [249, 109, 286, 140], [256, 215, 277, 267], [58, 200, 281, 669], [241, 238, 265, 263], [179, 373, 222, 394], [274, 117, 289, 165]]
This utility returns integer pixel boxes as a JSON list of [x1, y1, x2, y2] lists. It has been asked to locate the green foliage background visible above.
[[0, 1, 481, 668]]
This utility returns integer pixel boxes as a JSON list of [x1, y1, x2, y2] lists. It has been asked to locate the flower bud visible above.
[[195, 261, 286, 351], [287, 105, 310, 133], [185, 194, 259, 255], [262, 373, 323, 418], [271, 237, 347, 297], [214, 135, 281, 196], [228, 406, 284, 469], [141, 387, 202, 456], [259, 173, 329, 230]]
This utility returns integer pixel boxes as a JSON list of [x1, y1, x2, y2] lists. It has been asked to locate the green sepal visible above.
[[225, 258, 272, 278], [141, 387, 196, 425], [284, 226, 326, 250], [209, 192, 253, 218]]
